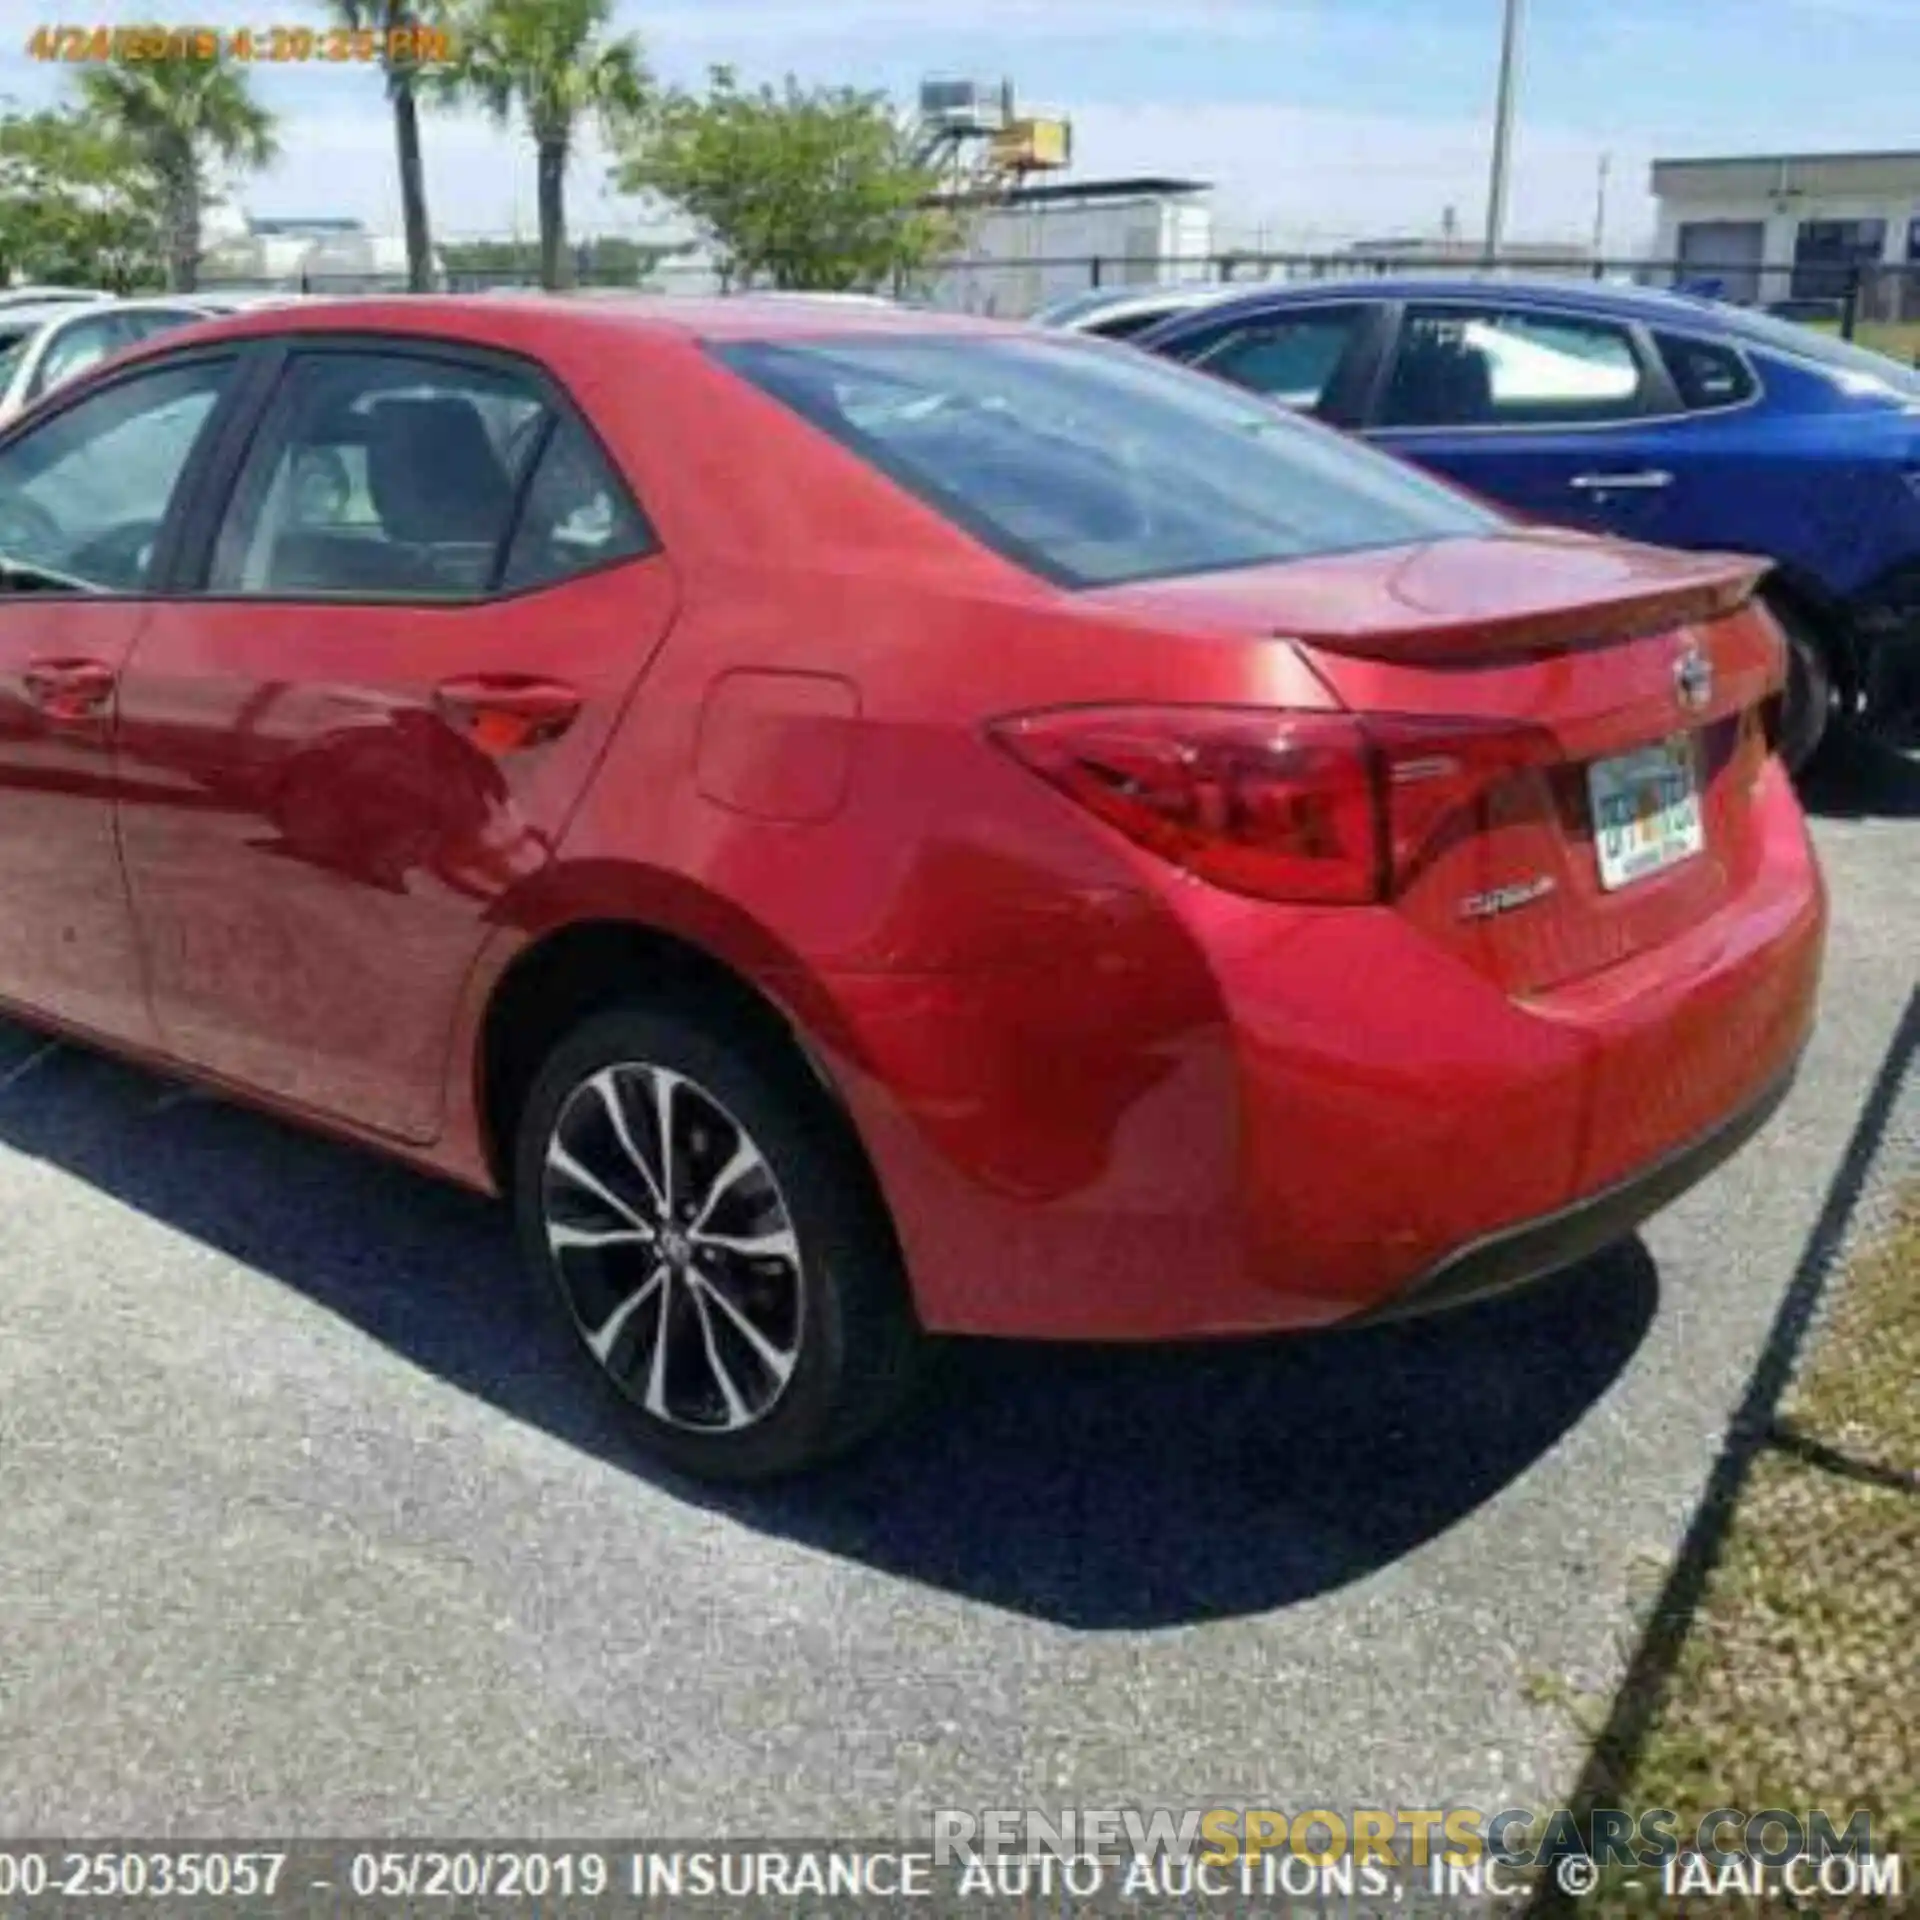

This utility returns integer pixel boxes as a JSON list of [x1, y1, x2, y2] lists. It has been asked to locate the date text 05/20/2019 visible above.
[[25, 23, 455, 64]]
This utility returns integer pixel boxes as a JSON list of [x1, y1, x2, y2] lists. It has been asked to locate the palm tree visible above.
[[438, 0, 647, 290], [78, 58, 277, 292], [322, 0, 440, 291]]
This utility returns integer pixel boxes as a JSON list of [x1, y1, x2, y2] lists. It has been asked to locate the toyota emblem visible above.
[[1674, 643, 1713, 714]]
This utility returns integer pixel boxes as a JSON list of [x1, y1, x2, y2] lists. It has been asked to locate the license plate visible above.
[[1588, 734, 1704, 891]]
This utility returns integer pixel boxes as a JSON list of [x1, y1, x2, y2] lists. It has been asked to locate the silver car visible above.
[[1030, 282, 1237, 340], [0, 297, 218, 424]]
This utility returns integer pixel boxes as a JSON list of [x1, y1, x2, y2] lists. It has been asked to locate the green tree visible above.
[[437, 0, 648, 291], [440, 232, 670, 288], [0, 108, 165, 290], [440, 236, 540, 284], [77, 55, 277, 291], [614, 69, 959, 292], [579, 233, 666, 285], [320, 0, 447, 291]]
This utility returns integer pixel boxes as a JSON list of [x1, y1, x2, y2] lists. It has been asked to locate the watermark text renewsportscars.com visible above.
[[931, 1802, 1903, 1875]]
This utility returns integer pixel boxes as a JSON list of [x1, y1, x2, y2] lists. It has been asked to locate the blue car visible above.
[[1136, 277, 1920, 769]]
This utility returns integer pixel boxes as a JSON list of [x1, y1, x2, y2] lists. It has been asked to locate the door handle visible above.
[[22, 656, 118, 724], [1568, 470, 1673, 492], [433, 674, 583, 752]]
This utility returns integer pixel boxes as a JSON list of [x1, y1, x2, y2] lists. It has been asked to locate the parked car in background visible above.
[[0, 296, 1822, 1477], [0, 301, 109, 415], [0, 296, 215, 424], [189, 290, 313, 315], [0, 286, 110, 313], [1138, 276, 1920, 768], [1032, 281, 1235, 340], [749, 291, 898, 306]]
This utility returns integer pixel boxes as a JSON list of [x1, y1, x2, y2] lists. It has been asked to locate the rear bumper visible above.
[[818, 763, 1825, 1343], [1221, 758, 1824, 1330], [1349, 1050, 1801, 1324]]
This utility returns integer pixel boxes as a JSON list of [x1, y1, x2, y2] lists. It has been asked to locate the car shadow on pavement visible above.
[[723, 1255, 1655, 1627], [0, 1028, 1654, 1628], [1798, 736, 1920, 819]]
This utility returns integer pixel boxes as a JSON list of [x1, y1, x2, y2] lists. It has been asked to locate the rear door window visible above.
[[1380, 306, 1652, 428], [207, 350, 546, 598]]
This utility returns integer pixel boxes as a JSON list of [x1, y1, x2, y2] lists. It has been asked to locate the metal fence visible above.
[[912, 251, 1920, 354], [199, 250, 1920, 360]]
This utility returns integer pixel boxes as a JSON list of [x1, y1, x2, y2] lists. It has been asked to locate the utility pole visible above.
[[1482, 0, 1526, 262], [1592, 152, 1612, 262]]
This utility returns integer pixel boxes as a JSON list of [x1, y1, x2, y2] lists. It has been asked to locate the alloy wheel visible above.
[[542, 1062, 804, 1432]]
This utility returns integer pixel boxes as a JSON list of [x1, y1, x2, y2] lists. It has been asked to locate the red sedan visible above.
[[0, 296, 1824, 1478]]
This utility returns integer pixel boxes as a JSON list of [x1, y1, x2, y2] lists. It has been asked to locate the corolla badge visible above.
[[1459, 875, 1557, 921], [1674, 642, 1714, 714]]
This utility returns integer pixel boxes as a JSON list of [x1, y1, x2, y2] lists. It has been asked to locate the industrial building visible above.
[[1651, 148, 1920, 313], [927, 175, 1213, 317], [198, 210, 430, 291], [906, 77, 1211, 317]]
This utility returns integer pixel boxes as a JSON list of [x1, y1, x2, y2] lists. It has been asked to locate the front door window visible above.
[[0, 358, 234, 590]]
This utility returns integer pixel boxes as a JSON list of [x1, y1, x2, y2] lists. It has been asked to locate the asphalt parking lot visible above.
[[0, 748, 1913, 1838]]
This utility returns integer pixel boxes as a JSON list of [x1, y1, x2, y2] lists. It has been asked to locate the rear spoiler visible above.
[[1287, 550, 1771, 667]]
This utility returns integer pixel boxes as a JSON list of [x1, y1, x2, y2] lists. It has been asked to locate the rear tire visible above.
[[512, 1001, 922, 1481], [1765, 591, 1839, 776]]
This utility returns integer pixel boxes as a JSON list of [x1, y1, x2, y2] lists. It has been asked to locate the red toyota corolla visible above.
[[0, 296, 1824, 1478]]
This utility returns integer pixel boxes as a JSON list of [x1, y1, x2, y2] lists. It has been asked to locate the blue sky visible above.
[[5, 0, 1919, 250]]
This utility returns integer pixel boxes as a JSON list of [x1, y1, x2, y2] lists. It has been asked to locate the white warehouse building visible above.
[[928, 175, 1213, 319], [198, 210, 435, 291], [1651, 148, 1920, 317]]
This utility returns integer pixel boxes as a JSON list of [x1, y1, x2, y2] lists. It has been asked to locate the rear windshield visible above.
[[717, 333, 1499, 588]]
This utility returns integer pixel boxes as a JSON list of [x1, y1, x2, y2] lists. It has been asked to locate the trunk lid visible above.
[[1089, 530, 1787, 995]]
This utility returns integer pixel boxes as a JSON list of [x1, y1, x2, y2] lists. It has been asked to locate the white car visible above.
[[0, 285, 111, 313], [188, 290, 313, 314], [1031, 282, 1237, 340], [0, 296, 217, 424], [746, 291, 897, 306]]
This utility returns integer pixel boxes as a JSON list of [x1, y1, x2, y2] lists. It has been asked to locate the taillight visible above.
[[991, 707, 1379, 903], [990, 705, 1555, 905]]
